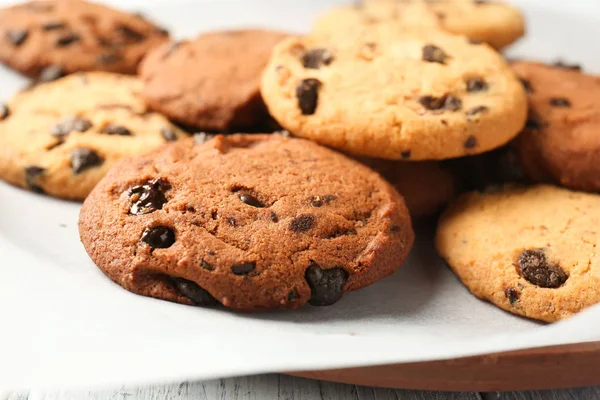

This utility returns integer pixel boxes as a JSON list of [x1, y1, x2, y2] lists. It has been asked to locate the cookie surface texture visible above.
[[0, 0, 169, 77], [139, 30, 288, 131], [436, 184, 600, 322], [79, 134, 415, 311], [0, 72, 185, 200], [261, 31, 527, 160]]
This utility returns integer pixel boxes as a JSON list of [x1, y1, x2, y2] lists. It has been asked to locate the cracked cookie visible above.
[[511, 62, 600, 192], [139, 29, 288, 131], [0, 72, 185, 200], [0, 0, 169, 78], [79, 134, 415, 311], [261, 30, 528, 160], [436, 184, 600, 322]]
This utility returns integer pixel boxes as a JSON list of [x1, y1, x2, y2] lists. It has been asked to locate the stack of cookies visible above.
[[1, 0, 598, 322]]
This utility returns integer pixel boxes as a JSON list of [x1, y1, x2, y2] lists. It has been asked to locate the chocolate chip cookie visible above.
[[261, 30, 528, 160], [436, 184, 600, 322], [139, 30, 288, 132], [79, 134, 414, 311], [511, 62, 600, 192], [0, 0, 169, 78], [0, 72, 185, 200], [314, 1, 525, 50]]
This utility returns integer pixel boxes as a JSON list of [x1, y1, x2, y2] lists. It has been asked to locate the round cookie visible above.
[[0, 0, 169, 78], [139, 30, 288, 132], [261, 30, 528, 161], [361, 159, 458, 219], [79, 134, 415, 311], [511, 61, 600, 192], [436, 184, 600, 322], [0, 72, 186, 201], [314, 1, 525, 50]]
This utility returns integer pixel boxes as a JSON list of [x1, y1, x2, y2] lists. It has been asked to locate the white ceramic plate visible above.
[[1, 0, 600, 390]]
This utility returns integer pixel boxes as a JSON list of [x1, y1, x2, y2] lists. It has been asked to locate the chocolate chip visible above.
[[141, 226, 175, 249], [231, 262, 255, 275], [6, 29, 28, 46], [161, 127, 177, 141], [549, 97, 571, 107], [38, 65, 64, 82], [102, 124, 132, 136], [466, 78, 488, 92], [526, 119, 541, 130], [239, 193, 265, 208], [270, 211, 279, 223], [296, 78, 321, 115], [0, 104, 9, 120], [287, 290, 299, 302], [553, 60, 581, 71], [305, 263, 348, 306], [42, 21, 66, 30], [97, 52, 121, 65], [290, 214, 315, 233], [464, 136, 478, 149], [419, 95, 462, 111], [309, 195, 337, 207], [115, 25, 146, 42], [504, 287, 520, 305], [391, 225, 401, 232], [401, 150, 411, 159], [201, 260, 214, 271], [171, 278, 217, 306], [422, 44, 448, 64], [71, 148, 102, 174], [466, 106, 489, 116], [56, 33, 80, 47], [24, 166, 45, 193], [520, 78, 533, 93], [51, 116, 93, 137], [517, 249, 568, 288], [129, 178, 170, 215], [302, 48, 334, 69]]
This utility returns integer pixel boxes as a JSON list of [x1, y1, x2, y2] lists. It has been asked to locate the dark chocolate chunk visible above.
[[270, 211, 279, 223], [287, 290, 299, 302], [200, 259, 214, 271], [464, 136, 478, 149], [419, 95, 462, 111], [6, 29, 28, 46], [38, 65, 65, 82], [51, 116, 93, 137], [309, 195, 337, 207], [302, 48, 334, 69], [56, 33, 80, 47], [24, 166, 45, 193], [239, 193, 265, 208], [401, 150, 411, 159], [115, 25, 145, 42], [466, 105, 489, 116], [504, 287, 520, 305], [161, 127, 178, 141], [525, 119, 541, 130], [102, 124, 132, 136], [305, 263, 348, 306], [42, 21, 66, 30], [71, 148, 102, 174], [517, 249, 568, 288], [422, 44, 448, 64], [549, 97, 571, 107], [0, 103, 9, 120], [231, 262, 256, 275], [296, 78, 321, 115], [171, 278, 217, 306], [466, 78, 488, 92], [141, 226, 175, 248], [289, 214, 315, 233], [129, 178, 170, 215], [520, 78, 533, 93]]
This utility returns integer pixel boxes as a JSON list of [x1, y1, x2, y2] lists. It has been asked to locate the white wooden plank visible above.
[[395, 390, 481, 400], [484, 387, 600, 400]]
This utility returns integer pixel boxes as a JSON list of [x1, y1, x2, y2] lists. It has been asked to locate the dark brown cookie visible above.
[[512, 62, 600, 192], [0, 0, 169, 78], [139, 30, 288, 132], [79, 135, 414, 311]]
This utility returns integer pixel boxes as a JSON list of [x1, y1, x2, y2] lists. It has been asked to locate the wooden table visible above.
[[3, 375, 599, 400]]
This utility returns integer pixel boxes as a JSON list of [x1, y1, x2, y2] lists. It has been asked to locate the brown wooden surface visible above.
[[288, 341, 600, 392]]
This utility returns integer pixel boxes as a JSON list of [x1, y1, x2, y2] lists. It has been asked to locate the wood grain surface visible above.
[[3, 375, 600, 400]]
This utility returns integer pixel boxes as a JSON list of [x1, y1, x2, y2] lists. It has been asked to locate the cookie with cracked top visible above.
[[0, 72, 185, 200], [436, 184, 600, 322], [79, 134, 414, 311], [0, 0, 169, 78], [511, 61, 600, 192], [261, 29, 527, 160], [139, 30, 288, 131]]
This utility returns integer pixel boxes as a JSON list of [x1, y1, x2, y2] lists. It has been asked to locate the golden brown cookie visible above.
[[512, 62, 600, 192], [436, 184, 600, 322], [139, 30, 288, 132], [0, 0, 169, 78], [0, 72, 185, 201], [261, 30, 528, 160], [79, 134, 415, 311]]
